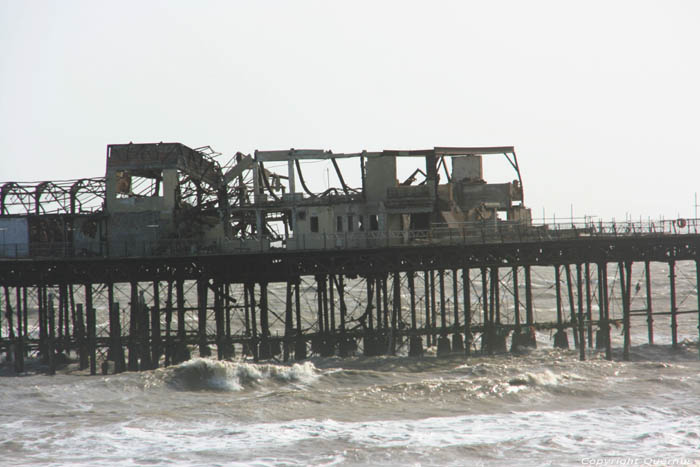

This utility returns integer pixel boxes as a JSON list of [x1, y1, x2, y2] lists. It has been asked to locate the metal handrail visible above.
[[1, 218, 698, 259]]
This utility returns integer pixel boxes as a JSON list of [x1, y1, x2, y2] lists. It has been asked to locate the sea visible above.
[[2, 262, 700, 466]]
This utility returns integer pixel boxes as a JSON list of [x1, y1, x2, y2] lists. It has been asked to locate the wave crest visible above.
[[166, 358, 319, 392]]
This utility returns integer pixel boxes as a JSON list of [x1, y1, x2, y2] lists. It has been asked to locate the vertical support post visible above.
[[48, 293, 56, 375], [175, 278, 188, 364], [151, 281, 161, 368], [565, 264, 579, 348], [76, 303, 87, 370], [645, 260, 654, 345], [139, 290, 151, 370], [85, 283, 96, 375], [57, 284, 64, 354], [430, 270, 437, 344], [382, 275, 389, 330], [338, 276, 347, 332], [576, 264, 585, 361], [329, 275, 336, 333], [375, 276, 382, 330], [554, 265, 569, 349], [669, 260, 678, 349], [452, 269, 464, 351], [619, 261, 632, 361], [15, 286, 24, 373], [423, 271, 431, 346], [511, 266, 521, 352], [439, 269, 447, 331], [481, 267, 488, 352], [463, 267, 471, 355], [602, 263, 612, 360], [259, 281, 271, 359], [3, 286, 13, 363], [213, 280, 224, 360], [197, 279, 210, 358], [317, 275, 326, 334], [437, 268, 451, 356], [524, 265, 536, 348], [366, 276, 374, 331], [225, 283, 232, 358], [69, 284, 76, 357], [284, 281, 293, 362], [408, 271, 417, 330], [391, 271, 400, 355], [492, 267, 500, 325], [295, 279, 306, 360], [164, 280, 174, 367], [128, 281, 140, 371], [585, 263, 593, 348], [696, 258, 700, 359], [248, 282, 258, 360]]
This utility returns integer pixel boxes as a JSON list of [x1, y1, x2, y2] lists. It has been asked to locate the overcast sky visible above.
[[1, 1, 699, 221]]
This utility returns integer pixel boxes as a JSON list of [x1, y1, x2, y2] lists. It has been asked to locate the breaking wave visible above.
[[165, 358, 320, 392]]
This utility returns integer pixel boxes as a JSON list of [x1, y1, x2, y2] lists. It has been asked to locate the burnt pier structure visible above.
[[1, 142, 699, 374]]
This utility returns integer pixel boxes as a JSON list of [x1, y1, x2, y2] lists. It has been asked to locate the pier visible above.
[[1, 142, 699, 374]]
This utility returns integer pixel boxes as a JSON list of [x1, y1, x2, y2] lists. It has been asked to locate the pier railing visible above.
[[1, 218, 698, 259]]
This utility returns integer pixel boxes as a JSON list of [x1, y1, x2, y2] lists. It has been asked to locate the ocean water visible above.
[[2, 262, 700, 466]]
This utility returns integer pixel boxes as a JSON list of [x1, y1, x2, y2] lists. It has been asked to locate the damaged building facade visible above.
[[0, 143, 531, 256]]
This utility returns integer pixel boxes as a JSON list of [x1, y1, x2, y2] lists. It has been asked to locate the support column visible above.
[[164, 280, 174, 366], [670, 260, 678, 350], [645, 261, 654, 345], [15, 286, 24, 373], [197, 279, 211, 358], [565, 264, 579, 348], [554, 265, 569, 349], [511, 266, 522, 352], [408, 271, 423, 357], [524, 265, 536, 348], [585, 263, 593, 348], [214, 281, 225, 361], [151, 281, 161, 368], [294, 279, 306, 360], [86, 284, 96, 375], [481, 267, 488, 352], [284, 281, 293, 362], [576, 264, 585, 361], [463, 267, 472, 355], [423, 271, 431, 347], [437, 269, 451, 356], [452, 269, 463, 351], [174, 279, 190, 364], [48, 293, 56, 375], [128, 281, 140, 371], [619, 261, 632, 361]]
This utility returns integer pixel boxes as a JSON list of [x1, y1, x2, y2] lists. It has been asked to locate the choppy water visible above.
[[2, 262, 700, 466]]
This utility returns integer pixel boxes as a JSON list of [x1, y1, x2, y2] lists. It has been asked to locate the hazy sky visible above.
[[1, 1, 699, 221]]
